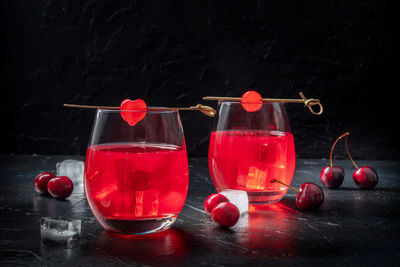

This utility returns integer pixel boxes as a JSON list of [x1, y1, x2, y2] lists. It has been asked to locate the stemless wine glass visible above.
[[84, 109, 189, 235], [208, 101, 295, 205]]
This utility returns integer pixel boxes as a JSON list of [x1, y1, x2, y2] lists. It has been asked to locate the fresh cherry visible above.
[[210, 202, 240, 228], [204, 193, 229, 214], [271, 179, 324, 211], [353, 166, 378, 190], [47, 176, 74, 200], [296, 183, 324, 211], [320, 132, 349, 189], [320, 166, 344, 189], [338, 132, 379, 189], [33, 172, 56, 194]]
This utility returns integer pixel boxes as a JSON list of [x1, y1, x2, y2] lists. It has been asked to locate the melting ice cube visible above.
[[40, 217, 81, 248], [56, 159, 84, 185], [219, 190, 248, 214]]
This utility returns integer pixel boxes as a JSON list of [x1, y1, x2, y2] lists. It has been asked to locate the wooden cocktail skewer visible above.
[[202, 91, 323, 115], [63, 103, 217, 117]]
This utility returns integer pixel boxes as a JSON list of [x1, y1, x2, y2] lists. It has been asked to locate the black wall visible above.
[[1, 0, 399, 160]]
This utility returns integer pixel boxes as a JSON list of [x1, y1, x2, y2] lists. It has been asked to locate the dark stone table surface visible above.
[[0, 155, 399, 266]]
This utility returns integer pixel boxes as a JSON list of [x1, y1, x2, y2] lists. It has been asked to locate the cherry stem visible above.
[[344, 134, 359, 169], [329, 132, 349, 167], [329, 132, 359, 169], [270, 179, 299, 193]]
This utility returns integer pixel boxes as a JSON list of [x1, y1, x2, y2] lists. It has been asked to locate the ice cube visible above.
[[219, 190, 249, 215], [56, 159, 84, 185], [40, 217, 81, 248]]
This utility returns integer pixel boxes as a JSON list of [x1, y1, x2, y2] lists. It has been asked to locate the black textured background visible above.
[[1, 0, 399, 159]]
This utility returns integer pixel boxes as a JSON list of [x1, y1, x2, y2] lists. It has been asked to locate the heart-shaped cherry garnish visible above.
[[120, 99, 147, 126]]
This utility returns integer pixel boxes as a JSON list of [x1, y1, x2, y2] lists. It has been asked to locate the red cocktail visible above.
[[208, 102, 295, 204], [85, 109, 188, 235]]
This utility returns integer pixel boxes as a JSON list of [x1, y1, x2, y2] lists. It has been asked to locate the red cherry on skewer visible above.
[[320, 132, 348, 189], [34, 172, 56, 194], [204, 193, 229, 214], [120, 99, 147, 126], [271, 179, 324, 211], [211, 202, 240, 228], [241, 90, 262, 112], [47, 176, 74, 200]]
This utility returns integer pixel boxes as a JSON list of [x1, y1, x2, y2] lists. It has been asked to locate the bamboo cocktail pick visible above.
[[63, 103, 217, 117], [203, 91, 323, 115]]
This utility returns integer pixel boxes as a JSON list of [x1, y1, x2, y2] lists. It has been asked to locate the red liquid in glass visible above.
[[85, 143, 189, 233], [209, 130, 295, 204]]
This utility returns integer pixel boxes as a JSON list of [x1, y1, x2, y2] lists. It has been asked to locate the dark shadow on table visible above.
[[33, 195, 72, 217], [336, 187, 400, 193]]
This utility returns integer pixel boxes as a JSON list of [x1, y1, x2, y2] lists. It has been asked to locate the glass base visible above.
[[247, 190, 286, 205], [104, 216, 177, 235]]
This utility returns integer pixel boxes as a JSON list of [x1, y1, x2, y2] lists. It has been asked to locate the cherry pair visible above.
[[204, 193, 240, 228], [34, 172, 74, 200], [320, 132, 378, 190]]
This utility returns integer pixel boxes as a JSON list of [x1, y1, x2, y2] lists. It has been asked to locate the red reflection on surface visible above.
[[90, 228, 191, 264], [109, 229, 171, 240], [239, 202, 298, 256]]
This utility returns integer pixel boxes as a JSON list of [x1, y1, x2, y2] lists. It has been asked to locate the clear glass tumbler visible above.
[[85, 109, 189, 235], [208, 101, 296, 204]]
